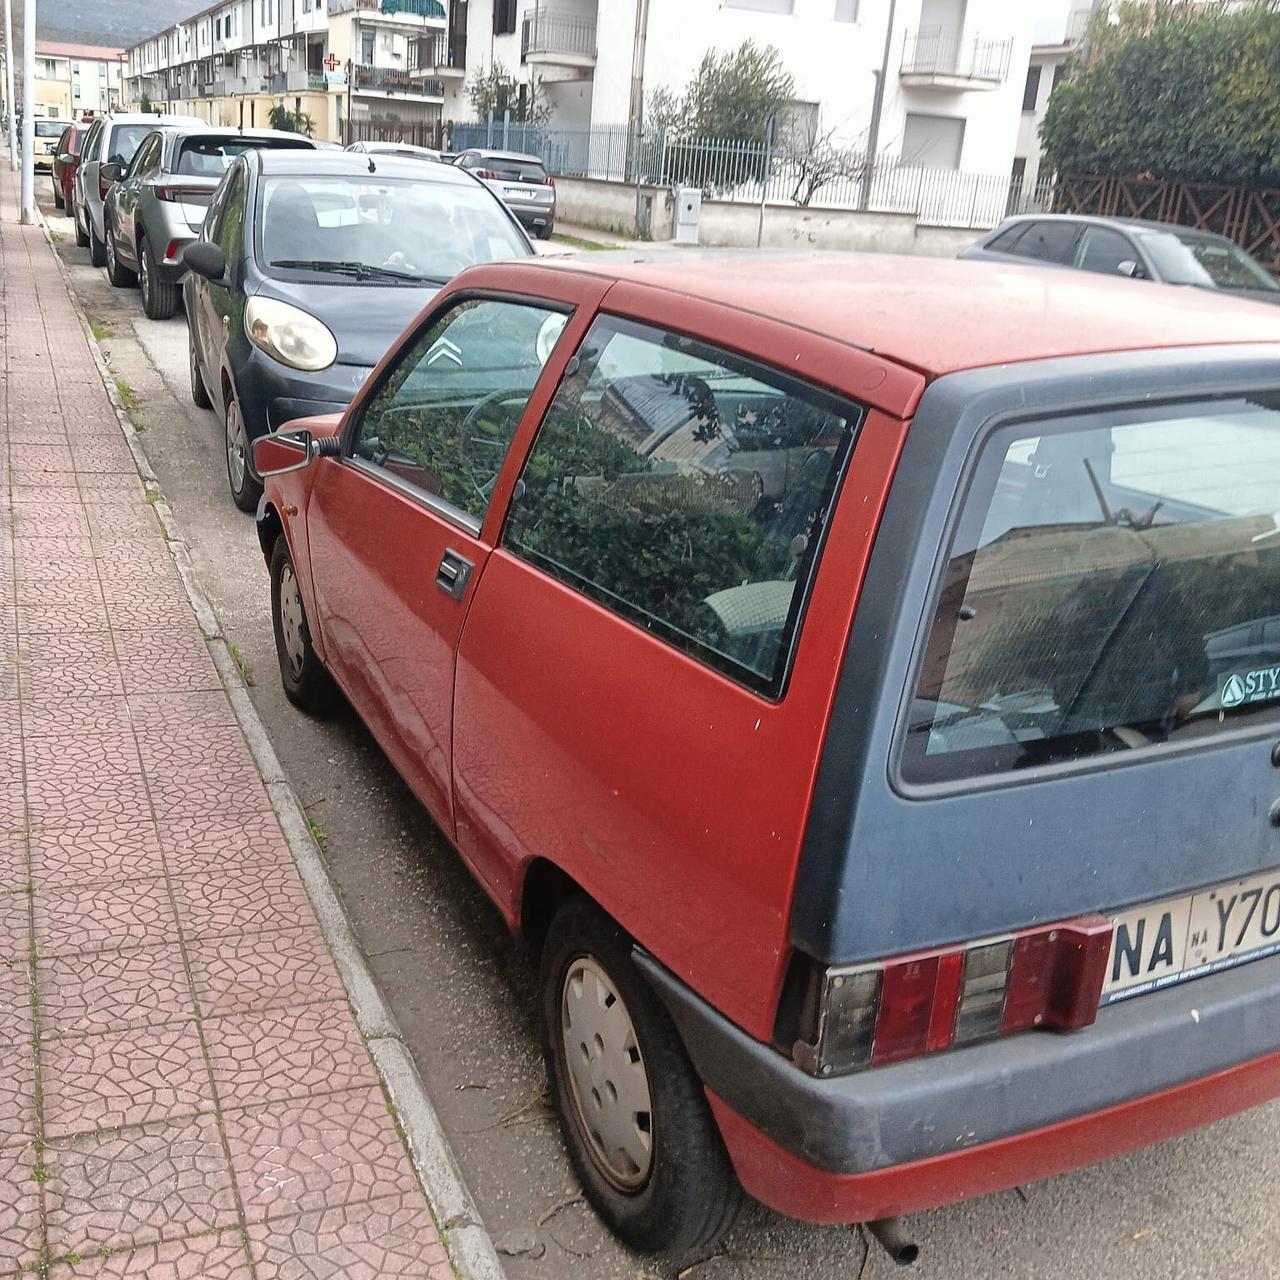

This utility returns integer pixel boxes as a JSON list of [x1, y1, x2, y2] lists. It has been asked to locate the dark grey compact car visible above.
[[182, 148, 533, 512], [103, 127, 316, 319], [962, 213, 1280, 304], [454, 148, 556, 239]]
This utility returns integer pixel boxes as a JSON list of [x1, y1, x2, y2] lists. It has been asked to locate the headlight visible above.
[[244, 296, 337, 372]]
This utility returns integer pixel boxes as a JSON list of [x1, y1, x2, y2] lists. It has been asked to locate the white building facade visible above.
[[468, 0, 1035, 178]]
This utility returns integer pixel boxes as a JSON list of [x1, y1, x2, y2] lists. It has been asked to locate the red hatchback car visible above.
[[253, 254, 1280, 1263], [50, 122, 84, 214]]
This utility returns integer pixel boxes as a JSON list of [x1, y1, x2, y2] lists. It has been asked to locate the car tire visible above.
[[540, 897, 741, 1262], [537, 221, 555, 241], [224, 394, 263, 513], [189, 332, 212, 409], [52, 180, 63, 210], [88, 212, 108, 269], [104, 218, 137, 288], [270, 534, 333, 713], [73, 200, 89, 247], [139, 237, 177, 320]]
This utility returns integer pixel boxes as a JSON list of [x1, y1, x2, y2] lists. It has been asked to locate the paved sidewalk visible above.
[[0, 173, 454, 1273]]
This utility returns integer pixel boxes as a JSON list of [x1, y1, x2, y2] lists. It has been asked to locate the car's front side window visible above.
[[1074, 226, 1139, 277], [504, 315, 864, 695], [352, 297, 571, 526]]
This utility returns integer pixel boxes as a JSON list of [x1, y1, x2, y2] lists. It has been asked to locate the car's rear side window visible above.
[[504, 315, 863, 696], [902, 395, 1280, 784]]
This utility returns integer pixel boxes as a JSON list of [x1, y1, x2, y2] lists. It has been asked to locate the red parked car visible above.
[[253, 254, 1280, 1263], [50, 122, 83, 214]]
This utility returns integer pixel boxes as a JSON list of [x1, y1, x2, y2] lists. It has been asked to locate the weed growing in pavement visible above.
[[229, 642, 255, 686], [552, 232, 612, 251], [90, 320, 113, 340], [113, 377, 140, 415], [307, 818, 327, 849], [32, 1162, 49, 1184], [49, 230, 63, 243], [144, 490, 162, 505]]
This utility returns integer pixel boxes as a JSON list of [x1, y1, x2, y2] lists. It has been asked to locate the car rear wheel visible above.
[[540, 897, 740, 1261], [224, 394, 263, 513], [139, 237, 177, 320], [270, 534, 333, 713], [189, 333, 212, 409], [88, 211, 107, 268], [73, 200, 89, 247], [104, 218, 137, 288], [537, 221, 555, 241]]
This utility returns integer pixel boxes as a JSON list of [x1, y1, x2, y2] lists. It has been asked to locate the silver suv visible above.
[[455, 148, 555, 240], [73, 111, 203, 268], [103, 127, 315, 318]]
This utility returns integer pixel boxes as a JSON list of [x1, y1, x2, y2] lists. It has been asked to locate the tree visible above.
[[778, 124, 869, 207], [138, 92, 153, 114], [466, 59, 549, 124], [649, 40, 794, 143], [1041, 0, 1280, 187], [268, 104, 315, 137]]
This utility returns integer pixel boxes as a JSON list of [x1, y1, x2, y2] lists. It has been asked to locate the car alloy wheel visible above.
[[560, 956, 655, 1192], [139, 242, 150, 305], [277, 561, 307, 682], [225, 398, 249, 493]]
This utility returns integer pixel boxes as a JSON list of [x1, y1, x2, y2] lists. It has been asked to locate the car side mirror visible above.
[[100, 161, 123, 183], [183, 241, 226, 282], [57, 152, 74, 164], [252, 429, 341, 477], [1117, 259, 1144, 279]]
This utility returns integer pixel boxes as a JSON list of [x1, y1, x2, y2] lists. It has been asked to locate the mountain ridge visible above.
[[29, 0, 200, 49]]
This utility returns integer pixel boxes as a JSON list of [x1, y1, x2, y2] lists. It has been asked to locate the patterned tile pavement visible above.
[[0, 165, 454, 1276]]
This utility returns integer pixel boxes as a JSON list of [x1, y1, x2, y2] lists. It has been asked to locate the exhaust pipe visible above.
[[865, 1218, 920, 1267]]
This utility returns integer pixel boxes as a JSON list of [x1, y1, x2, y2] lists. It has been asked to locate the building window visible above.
[[493, 0, 516, 35], [725, 0, 795, 11], [775, 100, 819, 151], [215, 17, 222, 37], [1052, 62, 1068, 91], [1022, 65, 1041, 112], [834, 0, 857, 18], [362, 29, 375, 60], [901, 112, 965, 170]]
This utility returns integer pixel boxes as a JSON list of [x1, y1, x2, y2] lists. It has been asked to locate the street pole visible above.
[[20, 0, 34, 223], [860, 0, 898, 211], [3, 0, 16, 170]]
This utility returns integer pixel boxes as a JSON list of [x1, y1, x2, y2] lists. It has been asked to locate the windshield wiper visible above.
[[269, 259, 425, 283]]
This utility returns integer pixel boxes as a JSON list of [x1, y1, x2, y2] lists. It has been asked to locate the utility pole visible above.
[[3, 0, 15, 170], [20, 0, 34, 223], [859, 0, 897, 211]]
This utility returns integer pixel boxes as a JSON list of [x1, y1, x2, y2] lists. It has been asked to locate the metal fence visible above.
[[449, 121, 1047, 230]]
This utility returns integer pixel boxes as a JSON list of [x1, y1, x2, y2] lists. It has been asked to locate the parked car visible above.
[[72, 111, 203, 268], [102, 126, 316, 319], [182, 148, 533, 512], [963, 213, 1280, 304], [345, 138, 440, 162], [50, 121, 85, 211], [30, 116, 65, 172], [249, 252, 1280, 1262], [454, 147, 556, 239]]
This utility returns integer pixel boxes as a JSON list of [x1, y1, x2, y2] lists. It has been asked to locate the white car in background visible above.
[[453, 148, 556, 240]]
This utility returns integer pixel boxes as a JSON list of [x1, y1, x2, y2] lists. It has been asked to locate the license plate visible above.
[[1104, 868, 1280, 1004]]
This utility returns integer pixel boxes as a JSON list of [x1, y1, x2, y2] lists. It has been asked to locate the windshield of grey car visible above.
[[1141, 229, 1279, 292], [177, 137, 307, 176], [258, 174, 529, 284], [106, 124, 153, 167], [903, 395, 1280, 783]]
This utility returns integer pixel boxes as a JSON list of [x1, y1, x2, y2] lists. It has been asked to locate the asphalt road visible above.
[[35, 185, 1280, 1280]]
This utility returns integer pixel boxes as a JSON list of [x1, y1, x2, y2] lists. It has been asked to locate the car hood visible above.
[[253, 276, 439, 367]]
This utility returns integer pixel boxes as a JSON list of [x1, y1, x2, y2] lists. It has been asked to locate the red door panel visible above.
[[453, 409, 913, 1039], [306, 459, 482, 833]]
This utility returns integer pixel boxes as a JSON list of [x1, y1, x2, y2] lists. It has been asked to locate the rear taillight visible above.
[[476, 168, 500, 179], [545, 175, 555, 187], [785, 915, 1112, 1077], [155, 185, 205, 203]]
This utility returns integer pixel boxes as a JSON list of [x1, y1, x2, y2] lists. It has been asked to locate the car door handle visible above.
[[435, 549, 474, 601]]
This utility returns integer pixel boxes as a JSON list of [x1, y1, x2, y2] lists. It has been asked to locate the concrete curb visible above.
[[38, 213, 506, 1280]]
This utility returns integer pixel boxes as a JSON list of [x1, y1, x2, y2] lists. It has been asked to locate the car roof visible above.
[[356, 140, 438, 154], [101, 113, 205, 127], [167, 126, 314, 142], [995, 211, 1236, 246], [250, 148, 478, 185], [531, 253, 1280, 378]]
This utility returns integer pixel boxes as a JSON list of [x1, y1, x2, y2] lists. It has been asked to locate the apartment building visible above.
[[472, 0, 1035, 175], [34, 42, 126, 119], [125, 0, 469, 143]]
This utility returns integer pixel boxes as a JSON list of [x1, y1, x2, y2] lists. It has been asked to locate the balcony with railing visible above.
[[900, 26, 1013, 89], [353, 63, 445, 98], [521, 10, 597, 67], [408, 32, 466, 77]]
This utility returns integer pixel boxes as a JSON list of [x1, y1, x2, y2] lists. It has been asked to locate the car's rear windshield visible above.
[[34, 120, 64, 138], [106, 124, 153, 166], [258, 174, 528, 284], [902, 396, 1280, 784], [176, 136, 306, 176], [478, 156, 547, 182]]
